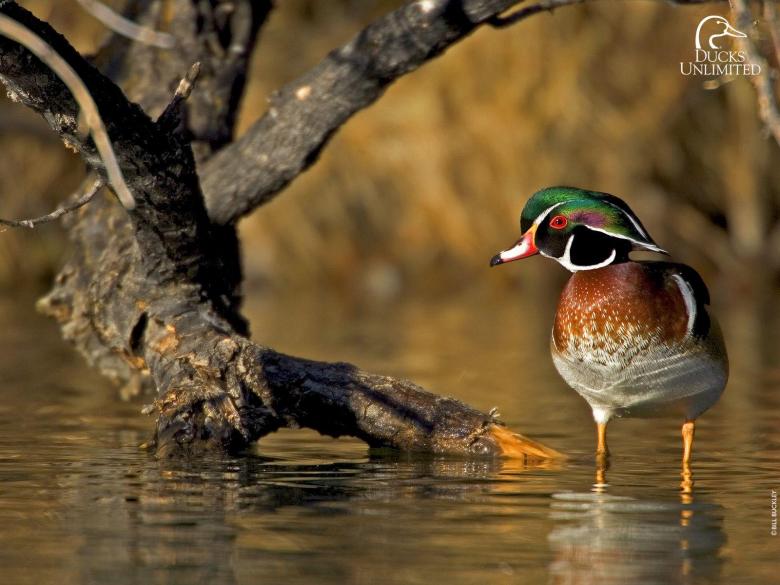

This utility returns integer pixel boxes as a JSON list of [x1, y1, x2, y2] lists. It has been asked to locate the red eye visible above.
[[549, 215, 568, 229]]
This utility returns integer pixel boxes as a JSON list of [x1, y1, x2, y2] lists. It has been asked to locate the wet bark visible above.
[[0, 0, 562, 460]]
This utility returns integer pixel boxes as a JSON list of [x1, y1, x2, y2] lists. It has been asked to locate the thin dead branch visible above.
[[158, 62, 201, 129], [0, 13, 135, 208], [488, 0, 586, 27], [0, 177, 102, 230], [75, 0, 175, 49]]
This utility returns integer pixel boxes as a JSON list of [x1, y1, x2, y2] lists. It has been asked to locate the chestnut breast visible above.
[[552, 262, 691, 365]]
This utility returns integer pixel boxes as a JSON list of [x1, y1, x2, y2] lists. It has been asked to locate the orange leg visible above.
[[594, 422, 609, 487], [596, 422, 609, 456], [682, 420, 695, 465], [681, 420, 695, 494], [594, 455, 609, 488]]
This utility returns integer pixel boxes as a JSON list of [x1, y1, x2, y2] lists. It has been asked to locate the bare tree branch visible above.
[[488, 0, 585, 27], [0, 12, 134, 208], [731, 0, 780, 146], [763, 0, 780, 65], [0, 3, 222, 291], [75, 0, 175, 49], [0, 60, 198, 232], [200, 0, 532, 225], [0, 177, 102, 230]]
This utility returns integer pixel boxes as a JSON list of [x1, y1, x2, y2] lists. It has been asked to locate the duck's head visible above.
[[490, 186, 667, 272]]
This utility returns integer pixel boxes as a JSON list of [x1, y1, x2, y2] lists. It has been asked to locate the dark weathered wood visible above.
[[0, 0, 569, 459]]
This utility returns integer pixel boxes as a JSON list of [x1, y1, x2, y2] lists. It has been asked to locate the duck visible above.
[[490, 186, 728, 467]]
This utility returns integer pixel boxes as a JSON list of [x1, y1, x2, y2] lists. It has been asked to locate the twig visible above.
[[75, 0, 175, 49], [0, 178, 103, 231], [157, 62, 201, 128], [0, 12, 135, 209], [489, 0, 729, 26], [730, 0, 780, 146], [173, 62, 200, 101], [489, 0, 585, 27]]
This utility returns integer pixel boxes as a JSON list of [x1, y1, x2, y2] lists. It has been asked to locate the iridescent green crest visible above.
[[520, 186, 664, 252]]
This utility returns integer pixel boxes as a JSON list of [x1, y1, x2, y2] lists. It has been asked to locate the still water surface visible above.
[[0, 288, 777, 584]]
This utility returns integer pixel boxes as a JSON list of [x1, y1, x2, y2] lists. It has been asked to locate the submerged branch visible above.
[[145, 313, 562, 460]]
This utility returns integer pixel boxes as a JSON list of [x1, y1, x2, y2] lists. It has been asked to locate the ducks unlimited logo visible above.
[[680, 15, 760, 77]]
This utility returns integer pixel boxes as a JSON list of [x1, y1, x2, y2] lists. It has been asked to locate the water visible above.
[[0, 288, 778, 584]]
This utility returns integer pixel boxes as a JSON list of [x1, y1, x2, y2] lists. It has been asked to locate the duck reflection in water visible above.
[[548, 474, 726, 585]]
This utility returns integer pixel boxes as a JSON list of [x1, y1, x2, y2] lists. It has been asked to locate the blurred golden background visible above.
[[1, 0, 779, 306]]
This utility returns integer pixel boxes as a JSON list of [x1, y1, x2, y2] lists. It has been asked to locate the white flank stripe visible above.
[[671, 274, 697, 335]]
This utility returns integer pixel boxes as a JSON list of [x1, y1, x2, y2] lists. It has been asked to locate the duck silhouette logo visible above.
[[680, 15, 759, 77], [695, 15, 746, 50]]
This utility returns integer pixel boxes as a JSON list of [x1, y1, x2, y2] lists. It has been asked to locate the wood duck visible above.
[[490, 187, 728, 466]]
